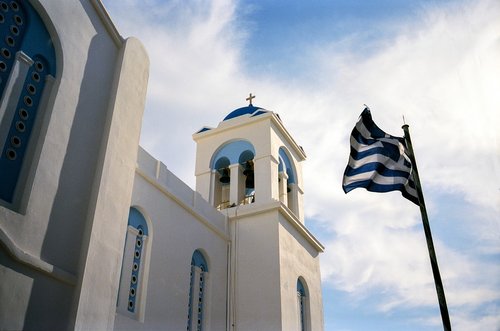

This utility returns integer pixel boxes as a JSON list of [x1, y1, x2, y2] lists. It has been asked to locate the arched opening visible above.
[[187, 249, 208, 331], [211, 140, 256, 209], [297, 278, 309, 331], [278, 147, 298, 215], [117, 207, 151, 320], [214, 157, 230, 210], [239, 149, 255, 205]]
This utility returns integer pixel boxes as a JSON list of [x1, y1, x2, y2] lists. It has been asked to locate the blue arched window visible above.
[[117, 207, 150, 317], [297, 279, 307, 331], [187, 250, 208, 331], [0, 1, 56, 205], [279, 147, 299, 214], [211, 140, 256, 209], [126, 208, 148, 313], [278, 147, 296, 184]]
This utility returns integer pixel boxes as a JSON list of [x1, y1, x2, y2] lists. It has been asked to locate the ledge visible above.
[[0, 227, 77, 285], [278, 202, 324, 253], [224, 200, 324, 253], [136, 147, 229, 240], [192, 111, 306, 160]]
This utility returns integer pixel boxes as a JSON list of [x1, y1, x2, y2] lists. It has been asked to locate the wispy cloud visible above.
[[105, 0, 251, 181], [103, 0, 500, 329], [304, 0, 500, 328]]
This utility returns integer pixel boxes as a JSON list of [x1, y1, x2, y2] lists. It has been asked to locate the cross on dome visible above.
[[246, 93, 256, 105]]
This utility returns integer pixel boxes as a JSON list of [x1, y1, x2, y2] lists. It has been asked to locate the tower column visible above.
[[229, 163, 243, 206], [278, 171, 288, 205], [287, 183, 299, 215], [254, 155, 279, 203], [294, 184, 305, 223]]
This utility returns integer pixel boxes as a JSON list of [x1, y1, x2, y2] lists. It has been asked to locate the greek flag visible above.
[[342, 107, 419, 205]]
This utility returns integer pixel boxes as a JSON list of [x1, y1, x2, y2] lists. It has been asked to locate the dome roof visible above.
[[223, 105, 268, 121]]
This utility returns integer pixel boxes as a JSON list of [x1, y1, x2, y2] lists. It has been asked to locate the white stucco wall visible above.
[[0, 1, 149, 330], [115, 147, 229, 331], [278, 213, 324, 331], [224, 202, 324, 331], [72, 35, 149, 331], [229, 206, 283, 331]]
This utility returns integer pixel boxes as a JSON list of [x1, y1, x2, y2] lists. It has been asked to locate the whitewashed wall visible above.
[[0, 1, 148, 330], [114, 147, 229, 331]]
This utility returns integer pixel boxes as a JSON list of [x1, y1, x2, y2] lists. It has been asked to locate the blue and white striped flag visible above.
[[342, 107, 419, 205]]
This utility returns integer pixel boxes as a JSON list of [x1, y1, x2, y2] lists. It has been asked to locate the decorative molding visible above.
[[192, 111, 307, 160], [136, 167, 230, 241], [278, 202, 325, 253], [227, 200, 325, 253], [0, 227, 77, 285]]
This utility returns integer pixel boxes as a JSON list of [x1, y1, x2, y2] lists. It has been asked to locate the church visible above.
[[0, 1, 324, 330]]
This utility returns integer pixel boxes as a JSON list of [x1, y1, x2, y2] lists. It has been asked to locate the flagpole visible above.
[[402, 124, 452, 331]]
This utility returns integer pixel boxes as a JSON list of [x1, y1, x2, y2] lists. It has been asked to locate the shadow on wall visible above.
[[0, 245, 74, 331], [23, 5, 121, 330]]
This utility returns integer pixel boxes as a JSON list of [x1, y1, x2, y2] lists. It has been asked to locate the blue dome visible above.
[[223, 105, 268, 121]]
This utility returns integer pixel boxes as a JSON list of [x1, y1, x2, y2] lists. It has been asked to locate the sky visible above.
[[102, 0, 500, 330]]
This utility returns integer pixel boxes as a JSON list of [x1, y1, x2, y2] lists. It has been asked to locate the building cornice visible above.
[[269, 113, 307, 160], [136, 167, 230, 241], [278, 202, 324, 252], [225, 200, 324, 253], [193, 112, 306, 160]]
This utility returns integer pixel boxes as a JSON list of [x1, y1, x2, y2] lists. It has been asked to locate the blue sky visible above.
[[103, 0, 500, 330]]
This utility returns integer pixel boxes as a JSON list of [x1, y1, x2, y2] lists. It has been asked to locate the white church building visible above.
[[0, 1, 325, 330]]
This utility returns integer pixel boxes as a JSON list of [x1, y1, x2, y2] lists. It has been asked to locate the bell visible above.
[[245, 174, 254, 189], [243, 160, 254, 176], [219, 168, 230, 184]]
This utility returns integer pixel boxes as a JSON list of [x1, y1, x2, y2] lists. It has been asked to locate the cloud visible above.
[[103, 0, 500, 329], [304, 0, 500, 209], [104, 0, 252, 183], [304, 0, 500, 328]]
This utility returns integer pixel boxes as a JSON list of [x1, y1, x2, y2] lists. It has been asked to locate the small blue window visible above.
[[297, 279, 307, 331], [126, 208, 148, 313], [187, 250, 208, 331]]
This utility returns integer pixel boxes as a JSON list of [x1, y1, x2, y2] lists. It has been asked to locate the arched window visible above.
[[0, 1, 56, 207], [278, 147, 298, 214], [297, 278, 308, 331], [214, 157, 230, 210], [238, 149, 255, 205], [211, 140, 255, 209], [117, 207, 150, 319], [187, 250, 208, 331]]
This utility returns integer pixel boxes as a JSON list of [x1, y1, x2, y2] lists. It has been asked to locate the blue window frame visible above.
[[187, 250, 208, 331], [297, 279, 307, 331], [0, 0, 56, 204], [126, 208, 149, 313]]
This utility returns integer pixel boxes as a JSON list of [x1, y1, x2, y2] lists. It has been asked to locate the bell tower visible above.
[[193, 94, 306, 222], [193, 96, 324, 331]]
